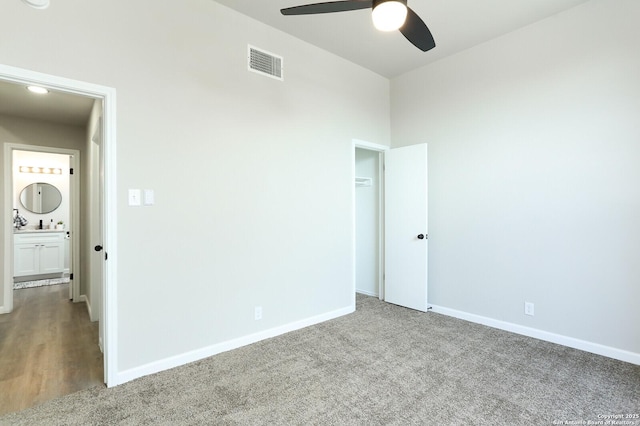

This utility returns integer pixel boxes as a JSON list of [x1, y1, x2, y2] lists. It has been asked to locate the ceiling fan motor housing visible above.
[[372, 0, 407, 9]]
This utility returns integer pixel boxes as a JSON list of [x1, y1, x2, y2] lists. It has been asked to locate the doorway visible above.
[[352, 141, 429, 312], [11, 148, 79, 299], [353, 140, 387, 300], [2, 120, 97, 415], [0, 63, 117, 386]]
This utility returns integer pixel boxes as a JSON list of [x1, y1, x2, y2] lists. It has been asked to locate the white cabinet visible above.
[[14, 231, 65, 277]]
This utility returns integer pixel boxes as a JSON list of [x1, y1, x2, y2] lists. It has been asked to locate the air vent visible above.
[[248, 45, 283, 81]]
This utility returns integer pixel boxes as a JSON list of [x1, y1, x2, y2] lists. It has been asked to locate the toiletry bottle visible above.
[[39, 219, 43, 230], [50, 219, 54, 229]]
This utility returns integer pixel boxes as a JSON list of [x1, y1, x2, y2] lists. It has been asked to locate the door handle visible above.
[[94, 245, 103, 252], [417, 234, 428, 240]]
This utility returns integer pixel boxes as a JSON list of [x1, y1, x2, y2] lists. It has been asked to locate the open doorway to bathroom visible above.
[[0, 63, 117, 410], [1, 139, 101, 416], [1, 62, 117, 389], [2, 140, 103, 416], [12, 149, 76, 295]]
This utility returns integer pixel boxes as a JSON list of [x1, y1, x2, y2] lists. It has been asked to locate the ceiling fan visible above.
[[280, 0, 435, 52]]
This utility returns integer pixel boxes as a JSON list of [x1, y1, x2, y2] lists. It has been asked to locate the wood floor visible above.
[[0, 283, 104, 415]]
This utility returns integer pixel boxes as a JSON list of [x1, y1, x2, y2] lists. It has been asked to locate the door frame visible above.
[[352, 139, 388, 302], [0, 64, 118, 387], [6, 145, 80, 300]]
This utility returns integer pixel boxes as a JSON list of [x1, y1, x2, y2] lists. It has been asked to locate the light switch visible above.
[[143, 189, 154, 206], [128, 189, 141, 206]]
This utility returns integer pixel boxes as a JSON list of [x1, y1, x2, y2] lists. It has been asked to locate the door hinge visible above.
[[70, 168, 74, 175], [70, 273, 74, 280], [105, 252, 108, 261]]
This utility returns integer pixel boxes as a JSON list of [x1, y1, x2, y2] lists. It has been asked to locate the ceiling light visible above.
[[372, 0, 407, 32], [21, 0, 50, 9], [19, 166, 62, 174], [27, 85, 49, 94]]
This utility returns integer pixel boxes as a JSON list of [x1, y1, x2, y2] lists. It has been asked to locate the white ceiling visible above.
[[0, 81, 94, 127], [0, 0, 590, 126], [214, 0, 590, 78]]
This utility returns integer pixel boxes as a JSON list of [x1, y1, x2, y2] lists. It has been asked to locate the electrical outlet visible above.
[[524, 302, 535, 316], [254, 306, 262, 321], [143, 189, 154, 206]]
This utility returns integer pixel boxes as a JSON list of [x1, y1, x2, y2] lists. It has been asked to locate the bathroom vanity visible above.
[[14, 230, 66, 278]]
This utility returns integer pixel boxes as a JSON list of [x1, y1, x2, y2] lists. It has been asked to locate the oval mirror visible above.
[[19, 182, 62, 214]]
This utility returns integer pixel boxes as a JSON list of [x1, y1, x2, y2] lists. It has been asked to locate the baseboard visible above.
[[356, 289, 378, 297], [429, 304, 640, 365], [0, 304, 8, 314], [115, 304, 355, 386], [83, 295, 95, 322]]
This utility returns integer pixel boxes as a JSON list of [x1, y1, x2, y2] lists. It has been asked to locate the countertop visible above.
[[14, 228, 66, 234]]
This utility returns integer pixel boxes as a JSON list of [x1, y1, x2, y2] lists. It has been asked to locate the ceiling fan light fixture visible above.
[[21, 0, 50, 9], [372, 0, 407, 32]]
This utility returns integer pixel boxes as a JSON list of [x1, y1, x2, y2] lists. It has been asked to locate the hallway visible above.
[[0, 283, 103, 415]]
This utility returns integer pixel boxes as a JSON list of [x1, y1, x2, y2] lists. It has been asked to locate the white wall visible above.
[[0, 0, 390, 378], [391, 0, 640, 356], [355, 148, 380, 296]]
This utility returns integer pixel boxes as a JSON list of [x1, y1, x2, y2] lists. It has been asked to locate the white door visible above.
[[68, 155, 74, 300], [90, 139, 102, 322], [90, 116, 106, 351], [384, 144, 428, 311]]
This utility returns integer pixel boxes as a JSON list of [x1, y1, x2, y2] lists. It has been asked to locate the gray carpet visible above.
[[2, 294, 638, 425]]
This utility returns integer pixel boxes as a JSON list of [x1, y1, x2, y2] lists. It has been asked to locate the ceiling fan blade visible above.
[[281, 0, 372, 15], [399, 7, 436, 52]]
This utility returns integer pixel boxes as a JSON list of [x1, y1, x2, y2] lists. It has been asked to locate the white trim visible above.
[[353, 139, 389, 152], [83, 294, 96, 322], [356, 289, 378, 297], [376, 150, 385, 300], [101, 79, 118, 388], [117, 305, 355, 385], [430, 304, 640, 366], [351, 145, 357, 308], [69, 150, 81, 302], [1, 143, 13, 314], [0, 64, 118, 387]]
